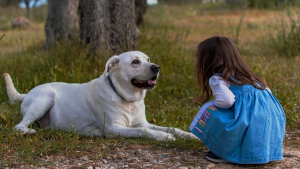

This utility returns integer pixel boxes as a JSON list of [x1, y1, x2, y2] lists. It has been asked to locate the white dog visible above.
[[4, 51, 197, 141]]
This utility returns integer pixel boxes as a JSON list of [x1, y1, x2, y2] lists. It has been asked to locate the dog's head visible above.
[[104, 51, 160, 102]]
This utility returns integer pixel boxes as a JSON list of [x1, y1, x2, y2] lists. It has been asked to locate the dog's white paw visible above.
[[186, 133, 199, 140], [172, 129, 199, 140], [27, 128, 37, 134], [14, 125, 36, 134], [158, 133, 176, 141]]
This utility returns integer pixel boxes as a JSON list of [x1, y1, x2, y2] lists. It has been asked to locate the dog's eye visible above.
[[132, 60, 140, 64], [147, 58, 150, 62]]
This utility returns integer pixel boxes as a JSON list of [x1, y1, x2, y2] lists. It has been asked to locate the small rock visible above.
[[147, 157, 157, 163], [12, 16, 30, 29], [143, 164, 153, 168], [117, 152, 126, 158], [174, 156, 181, 160], [111, 162, 118, 167], [102, 159, 108, 164], [95, 167, 101, 169], [207, 163, 215, 168], [143, 150, 150, 153], [178, 167, 188, 169], [87, 166, 93, 169], [80, 155, 88, 161]]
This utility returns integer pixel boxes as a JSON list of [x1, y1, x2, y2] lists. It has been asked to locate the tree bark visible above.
[[79, 0, 108, 52], [79, 0, 140, 54], [32, 0, 39, 8], [24, 0, 30, 19], [135, 0, 147, 26], [45, 0, 79, 48]]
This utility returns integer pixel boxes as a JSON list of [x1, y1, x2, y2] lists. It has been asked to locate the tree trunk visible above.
[[24, 0, 30, 19], [79, 0, 140, 54], [135, 0, 147, 26], [108, 0, 140, 53], [45, 0, 79, 48], [79, 0, 108, 52], [33, 0, 39, 8]]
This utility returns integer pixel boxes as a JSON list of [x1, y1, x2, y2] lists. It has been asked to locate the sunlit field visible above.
[[0, 2, 299, 167]]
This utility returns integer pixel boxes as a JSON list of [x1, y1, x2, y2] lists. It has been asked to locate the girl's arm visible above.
[[209, 75, 235, 109]]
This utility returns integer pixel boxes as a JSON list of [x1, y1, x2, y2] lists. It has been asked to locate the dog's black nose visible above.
[[151, 64, 160, 73]]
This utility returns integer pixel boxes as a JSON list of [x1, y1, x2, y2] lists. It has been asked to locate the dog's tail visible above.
[[3, 73, 26, 104]]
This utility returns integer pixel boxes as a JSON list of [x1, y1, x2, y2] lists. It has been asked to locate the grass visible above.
[[0, 5, 46, 31], [268, 10, 300, 57], [0, 2, 300, 167]]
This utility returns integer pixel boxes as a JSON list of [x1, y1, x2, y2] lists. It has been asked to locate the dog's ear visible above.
[[104, 55, 119, 76]]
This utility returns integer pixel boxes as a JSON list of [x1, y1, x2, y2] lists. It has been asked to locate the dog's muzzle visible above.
[[131, 64, 160, 89]]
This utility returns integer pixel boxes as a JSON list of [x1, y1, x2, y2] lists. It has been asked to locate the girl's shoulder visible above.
[[209, 75, 230, 88], [209, 75, 223, 83]]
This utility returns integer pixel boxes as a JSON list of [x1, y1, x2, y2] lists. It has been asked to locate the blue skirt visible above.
[[190, 85, 286, 164]]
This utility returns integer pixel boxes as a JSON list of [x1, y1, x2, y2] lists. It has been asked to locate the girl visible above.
[[189, 36, 286, 164]]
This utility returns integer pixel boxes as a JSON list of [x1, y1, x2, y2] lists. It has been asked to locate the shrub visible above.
[[225, 0, 300, 9], [268, 10, 300, 57], [247, 0, 278, 9]]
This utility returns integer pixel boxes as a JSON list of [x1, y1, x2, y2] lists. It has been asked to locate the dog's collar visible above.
[[106, 74, 123, 99]]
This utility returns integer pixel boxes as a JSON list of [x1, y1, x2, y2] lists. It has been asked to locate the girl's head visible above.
[[195, 36, 267, 103]]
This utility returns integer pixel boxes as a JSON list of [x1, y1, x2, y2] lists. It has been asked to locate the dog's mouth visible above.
[[131, 75, 158, 89]]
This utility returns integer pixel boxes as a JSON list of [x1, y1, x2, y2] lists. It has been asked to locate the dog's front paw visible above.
[[172, 129, 200, 140], [157, 133, 176, 141], [185, 133, 199, 140], [14, 125, 36, 134]]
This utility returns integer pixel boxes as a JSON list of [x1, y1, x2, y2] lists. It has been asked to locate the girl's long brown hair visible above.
[[195, 36, 267, 103]]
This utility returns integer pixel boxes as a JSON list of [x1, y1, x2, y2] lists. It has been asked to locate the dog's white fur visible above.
[[4, 51, 197, 141]]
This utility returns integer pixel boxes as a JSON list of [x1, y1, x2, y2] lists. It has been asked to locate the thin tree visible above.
[[135, 0, 147, 26], [23, 0, 31, 19], [32, 0, 39, 7]]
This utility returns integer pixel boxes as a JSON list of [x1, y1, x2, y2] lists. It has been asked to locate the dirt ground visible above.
[[5, 131, 300, 169]]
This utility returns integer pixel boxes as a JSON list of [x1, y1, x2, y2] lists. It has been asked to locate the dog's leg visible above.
[[144, 123, 198, 139], [104, 125, 176, 141], [15, 96, 54, 134]]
